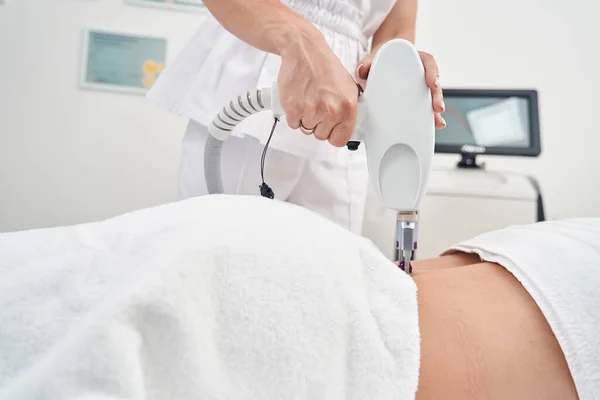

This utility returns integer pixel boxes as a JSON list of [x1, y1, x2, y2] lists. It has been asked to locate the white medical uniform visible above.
[[147, 0, 397, 234]]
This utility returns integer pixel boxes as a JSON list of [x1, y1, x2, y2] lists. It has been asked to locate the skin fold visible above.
[[412, 254, 579, 399]]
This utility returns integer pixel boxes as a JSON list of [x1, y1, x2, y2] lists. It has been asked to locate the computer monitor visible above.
[[435, 89, 541, 166]]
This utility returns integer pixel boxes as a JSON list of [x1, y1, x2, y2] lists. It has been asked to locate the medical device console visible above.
[[204, 39, 435, 274], [435, 89, 541, 168]]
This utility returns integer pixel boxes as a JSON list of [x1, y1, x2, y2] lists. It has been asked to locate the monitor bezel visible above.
[[435, 88, 541, 157]]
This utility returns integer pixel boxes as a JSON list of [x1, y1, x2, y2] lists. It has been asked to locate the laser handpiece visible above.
[[204, 39, 436, 274]]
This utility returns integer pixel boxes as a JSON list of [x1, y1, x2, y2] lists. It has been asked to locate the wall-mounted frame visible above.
[[80, 28, 168, 95], [124, 0, 206, 13]]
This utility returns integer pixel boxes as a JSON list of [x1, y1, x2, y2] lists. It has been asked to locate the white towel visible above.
[[0, 195, 420, 400], [443, 218, 600, 399]]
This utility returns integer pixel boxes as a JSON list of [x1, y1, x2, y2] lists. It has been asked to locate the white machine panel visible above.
[[361, 168, 540, 260], [417, 192, 537, 259], [417, 169, 539, 259]]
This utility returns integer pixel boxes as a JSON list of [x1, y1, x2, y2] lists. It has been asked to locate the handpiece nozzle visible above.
[[396, 211, 419, 275], [399, 250, 414, 274]]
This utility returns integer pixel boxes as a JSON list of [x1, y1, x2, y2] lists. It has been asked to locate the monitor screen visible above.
[[435, 89, 541, 157]]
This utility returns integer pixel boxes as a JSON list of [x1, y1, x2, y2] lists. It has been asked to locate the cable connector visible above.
[[259, 183, 274, 199]]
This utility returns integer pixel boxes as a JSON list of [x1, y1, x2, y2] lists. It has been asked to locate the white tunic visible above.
[[147, 0, 397, 164]]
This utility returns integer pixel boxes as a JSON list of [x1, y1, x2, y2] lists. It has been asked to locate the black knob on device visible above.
[[346, 141, 361, 151]]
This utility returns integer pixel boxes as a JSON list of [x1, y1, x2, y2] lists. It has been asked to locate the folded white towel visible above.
[[444, 218, 600, 399], [0, 195, 420, 400]]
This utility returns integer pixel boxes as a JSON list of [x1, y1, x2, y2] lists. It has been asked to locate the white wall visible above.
[[1, 0, 599, 232], [416, 0, 600, 220], [0, 0, 204, 231]]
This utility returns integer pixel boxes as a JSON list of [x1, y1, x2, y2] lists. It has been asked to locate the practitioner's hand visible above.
[[277, 31, 360, 147], [356, 48, 446, 129]]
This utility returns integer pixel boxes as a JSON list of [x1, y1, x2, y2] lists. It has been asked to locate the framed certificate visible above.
[[124, 0, 206, 13], [80, 29, 168, 95]]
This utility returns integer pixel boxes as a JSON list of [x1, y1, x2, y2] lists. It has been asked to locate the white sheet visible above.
[[444, 218, 600, 399], [0, 195, 420, 400]]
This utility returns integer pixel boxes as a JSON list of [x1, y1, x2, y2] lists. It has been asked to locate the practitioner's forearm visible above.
[[201, 0, 328, 57], [372, 0, 418, 49]]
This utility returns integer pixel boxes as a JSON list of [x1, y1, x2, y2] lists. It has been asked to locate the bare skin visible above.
[[412, 254, 579, 399]]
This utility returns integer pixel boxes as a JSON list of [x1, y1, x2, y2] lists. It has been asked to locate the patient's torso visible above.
[[413, 258, 578, 400]]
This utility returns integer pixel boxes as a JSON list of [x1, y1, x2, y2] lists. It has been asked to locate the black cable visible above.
[[259, 117, 279, 199], [259, 83, 361, 197]]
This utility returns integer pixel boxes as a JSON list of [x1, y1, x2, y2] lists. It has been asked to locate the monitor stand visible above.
[[457, 153, 484, 169]]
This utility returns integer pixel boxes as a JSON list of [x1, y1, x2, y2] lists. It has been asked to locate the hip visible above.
[[413, 257, 578, 400]]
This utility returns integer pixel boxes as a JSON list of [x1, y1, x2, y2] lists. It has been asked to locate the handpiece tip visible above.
[[399, 259, 413, 274]]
